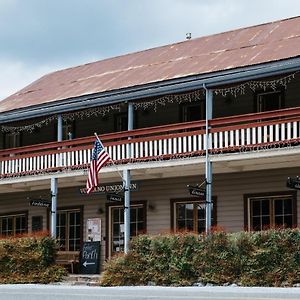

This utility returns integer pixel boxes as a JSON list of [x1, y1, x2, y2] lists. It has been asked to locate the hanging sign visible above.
[[287, 177, 300, 190], [79, 182, 139, 195], [29, 199, 51, 208], [106, 193, 124, 202], [188, 185, 206, 198]]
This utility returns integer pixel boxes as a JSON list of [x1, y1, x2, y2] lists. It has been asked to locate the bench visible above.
[[56, 251, 80, 274]]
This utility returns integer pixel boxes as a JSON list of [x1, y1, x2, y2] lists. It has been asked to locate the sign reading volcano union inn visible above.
[[79, 182, 139, 195]]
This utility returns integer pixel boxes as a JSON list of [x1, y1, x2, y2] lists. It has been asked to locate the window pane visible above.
[[284, 199, 293, 215], [252, 216, 261, 231], [274, 200, 283, 215], [261, 200, 269, 215], [252, 200, 261, 216]]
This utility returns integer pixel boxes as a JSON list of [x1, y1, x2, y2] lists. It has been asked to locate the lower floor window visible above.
[[56, 208, 82, 251], [173, 199, 215, 233], [246, 193, 296, 231], [0, 213, 27, 237], [108, 203, 146, 257]]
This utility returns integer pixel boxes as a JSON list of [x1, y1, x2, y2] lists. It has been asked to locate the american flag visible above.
[[86, 139, 111, 194]]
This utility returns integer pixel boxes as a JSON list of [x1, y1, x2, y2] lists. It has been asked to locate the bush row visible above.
[[100, 229, 300, 287], [0, 233, 66, 284]]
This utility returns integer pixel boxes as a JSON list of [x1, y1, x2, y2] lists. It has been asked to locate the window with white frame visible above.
[[108, 203, 146, 257], [56, 208, 82, 251], [172, 199, 215, 233], [0, 213, 27, 237], [245, 192, 296, 231]]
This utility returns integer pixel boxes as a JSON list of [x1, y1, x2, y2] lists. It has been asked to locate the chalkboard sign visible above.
[[32, 216, 43, 232], [79, 241, 100, 274]]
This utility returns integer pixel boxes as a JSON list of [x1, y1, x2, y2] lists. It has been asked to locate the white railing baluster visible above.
[[241, 129, 245, 146], [145, 141, 149, 157], [246, 128, 251, 145], [183, 136, 187, 153], [293, 121, 298, 139], [149, 141, 153, 157], [287, 122, 291, 140], [281, 123, 286, 140], [235, 130, 240, 146], [158, 139, 162, 155], [178, 137, 182, 153], [252, 127, 256, 144], [263, 126, 268, 143], [269, 125, 274, 142], [275, 124, 279, 141], [230, 130, 234, 147], [224, 131, 228, 148], [257, 126, 262, 144], [219, 132, 223, 148], [173, 138, 177, 154], [213, 133, 218, 149]]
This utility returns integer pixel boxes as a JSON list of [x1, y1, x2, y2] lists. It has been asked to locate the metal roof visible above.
[[1, 16, 300, 114]]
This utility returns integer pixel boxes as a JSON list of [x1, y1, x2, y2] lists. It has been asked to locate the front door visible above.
[[108, 203, 146, 258]]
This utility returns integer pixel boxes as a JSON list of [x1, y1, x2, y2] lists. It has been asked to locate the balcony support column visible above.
[[50, 177, 58, 238], [124, 102, 134, 254], [50, 114, 62, 238], [204, 86, 213, 234]]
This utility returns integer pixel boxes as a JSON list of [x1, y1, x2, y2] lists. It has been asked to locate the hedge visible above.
[[0, 233, 66, 284], [100, 229, 300, 287]]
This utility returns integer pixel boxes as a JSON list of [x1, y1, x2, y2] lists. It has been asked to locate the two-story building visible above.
[[0, 16, 299, 270]]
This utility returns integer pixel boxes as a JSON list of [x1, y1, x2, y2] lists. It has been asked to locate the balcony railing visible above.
[[0, 107, 299, 178]]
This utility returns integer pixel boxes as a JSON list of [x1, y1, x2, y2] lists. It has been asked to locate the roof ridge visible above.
[[43, 16, 300, 78]]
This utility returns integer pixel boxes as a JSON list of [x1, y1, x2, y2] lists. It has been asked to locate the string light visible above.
[[214, 73, 297, 97], [1, 72, 297, 134]]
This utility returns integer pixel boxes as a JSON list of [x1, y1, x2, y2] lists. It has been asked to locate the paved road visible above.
[[0, 285, 300, 300]]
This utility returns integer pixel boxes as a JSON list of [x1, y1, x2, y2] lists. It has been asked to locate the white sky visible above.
[[1, 0, 300, 100]]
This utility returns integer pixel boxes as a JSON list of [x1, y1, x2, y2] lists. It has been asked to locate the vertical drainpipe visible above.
[[51, 114, 62, 238], [124, 102, 133, 253], [203, 85, 213, 234]]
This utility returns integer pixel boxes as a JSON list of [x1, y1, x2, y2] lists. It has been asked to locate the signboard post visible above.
[[80, 241, 101, 274]]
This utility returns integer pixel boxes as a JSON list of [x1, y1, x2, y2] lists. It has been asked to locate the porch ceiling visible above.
[[0, 146, 299, 194]]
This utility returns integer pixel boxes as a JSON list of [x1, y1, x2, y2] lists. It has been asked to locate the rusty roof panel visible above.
[[1, 16, 300, 113]]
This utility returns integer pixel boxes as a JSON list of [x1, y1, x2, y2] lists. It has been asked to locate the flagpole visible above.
[[94, 132, 126, 187]]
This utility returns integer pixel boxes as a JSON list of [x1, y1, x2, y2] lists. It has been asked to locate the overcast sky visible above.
[[1, 0, 300, 100]]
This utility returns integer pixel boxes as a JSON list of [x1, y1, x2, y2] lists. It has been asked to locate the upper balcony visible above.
[[0, 107, 299, 181]]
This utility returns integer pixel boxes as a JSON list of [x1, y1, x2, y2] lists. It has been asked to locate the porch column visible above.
[[124, 102, 134, 254], [50, 177, 58, 238], [50, 115, 63, 238], [57, 114, 63, 142], [205, 87, 213, 234]]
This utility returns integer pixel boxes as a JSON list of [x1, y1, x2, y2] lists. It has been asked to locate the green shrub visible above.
[[100, 229, 300, 287], [0, 234, 66, 284]]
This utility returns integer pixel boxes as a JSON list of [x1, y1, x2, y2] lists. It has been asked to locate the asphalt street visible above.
[[1, 285, 300, 300]]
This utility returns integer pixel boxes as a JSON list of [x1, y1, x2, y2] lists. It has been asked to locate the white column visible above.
[[124, 102, 133, 254], [50, 177, 58, 238], [204, 87, 213, 234]]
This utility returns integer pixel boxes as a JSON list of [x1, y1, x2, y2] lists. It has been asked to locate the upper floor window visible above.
[[256, 90, 284, 112], [114, 113, 128, 132], [245, 192, 297, 231], [4, 132, 21, 149], [62, 121, 75, 140], [180, 102, 204, 122]]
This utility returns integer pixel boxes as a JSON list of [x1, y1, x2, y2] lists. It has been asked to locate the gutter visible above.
[[1, 57, 300, 124]]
